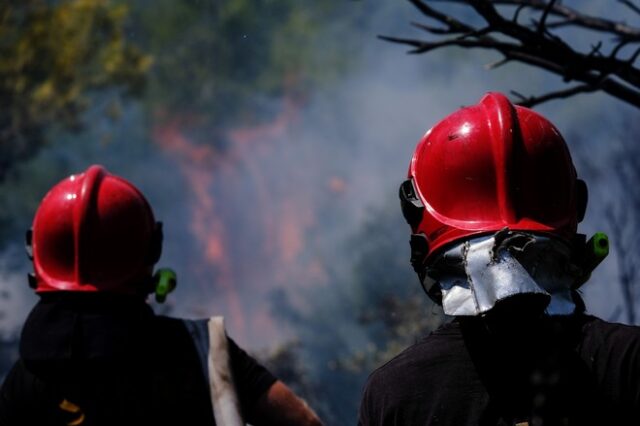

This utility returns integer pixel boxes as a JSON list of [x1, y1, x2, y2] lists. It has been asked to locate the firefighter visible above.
[[358, 92, 640, 425], [0, 165, 322, 426]]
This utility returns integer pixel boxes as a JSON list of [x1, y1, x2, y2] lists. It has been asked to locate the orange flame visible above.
[[151, 93, 319, 342], [153, 118, 244, 333]]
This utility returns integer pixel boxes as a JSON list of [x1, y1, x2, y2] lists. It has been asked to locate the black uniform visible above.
[[0, 294, 276, 426], [358, 314, 640, 425]]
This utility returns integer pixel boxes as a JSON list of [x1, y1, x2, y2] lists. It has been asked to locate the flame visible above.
[[328, 176, 347, 194], [151, 92, 320, 342], [153, 118, 244, 333], [227, 96, 299, 146]]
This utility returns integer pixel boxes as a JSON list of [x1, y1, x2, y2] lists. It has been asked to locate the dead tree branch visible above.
[[620, 0, 640, 17], [510, 84, 598, 107], [430, 0, 640, 40], [385, 0, 640, 108]]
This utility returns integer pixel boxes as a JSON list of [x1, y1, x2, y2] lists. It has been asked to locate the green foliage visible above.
[[0, 0, 366, 191], [0, 0, 151, 179], [131, 0, 362, 133], [0, 147, 80, 247]]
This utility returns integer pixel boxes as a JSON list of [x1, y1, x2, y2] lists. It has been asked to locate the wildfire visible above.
[[151, 93, 320, 342], [153, 117, 243, 332], [328, 176, 347, 194]]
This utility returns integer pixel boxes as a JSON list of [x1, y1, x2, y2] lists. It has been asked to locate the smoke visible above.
[[1, 0, 638, 423], [3, 0, 627, 343], [0, 247, 36, 338]]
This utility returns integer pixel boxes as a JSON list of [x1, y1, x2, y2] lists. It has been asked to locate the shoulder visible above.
[[359, 320, 481, 424], [362, 320, 465, 396], [143, 315, 198, 350], [167, 316, 277, 407], [576, 315, 640, 413], [373, 320, 464, 370], [577, 315, 640, 367], [581, 314, 640, 335], [579, 315, 640, 353], [147, 316, 209, 371]]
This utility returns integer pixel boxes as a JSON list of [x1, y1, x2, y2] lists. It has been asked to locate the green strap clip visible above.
[[154, 268, 177, 303], [573, 232, 609, 289], [584, 232, 609, 272]]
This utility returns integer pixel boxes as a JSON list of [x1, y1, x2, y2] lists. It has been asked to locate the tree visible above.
[[0, 0, 151, 180], [129, 0, 361, 139], [383, 0, 640, 108]]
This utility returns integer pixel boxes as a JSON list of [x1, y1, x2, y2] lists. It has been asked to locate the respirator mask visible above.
[[422, 229, 582, 317]]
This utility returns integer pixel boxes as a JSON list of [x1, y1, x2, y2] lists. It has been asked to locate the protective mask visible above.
[[423, 229, 580, 316]]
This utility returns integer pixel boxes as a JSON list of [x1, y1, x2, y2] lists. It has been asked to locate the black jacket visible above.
[[359, 314, 640, 425], [0, 294, 275, 426]]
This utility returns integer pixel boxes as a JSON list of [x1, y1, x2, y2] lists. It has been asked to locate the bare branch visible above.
[[408, 0, 475, 33], [385, 0, 640, 108], [629, 46, 640, 64], [378, 35, 519, 57], [512, 4, 527, 23], [378, 35, 429, 51], [610, 40, 630, 59], [509, 84, 598, 107], [436, 0, 640, 41], [537, 0, 557, 34], [588, 42, 603, 58], [468, 0, 574, 53], [411, 22, 456, 35], [620, 0, 640, 16], [485, 58, 511, 69], [508, 0, 640, 40]]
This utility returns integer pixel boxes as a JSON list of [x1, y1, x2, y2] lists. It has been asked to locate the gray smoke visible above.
[[1, 1, 638, 423]]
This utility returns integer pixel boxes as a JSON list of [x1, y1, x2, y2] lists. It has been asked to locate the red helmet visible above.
[[401, 92, 587, 268], [28, 165, 162, 293]]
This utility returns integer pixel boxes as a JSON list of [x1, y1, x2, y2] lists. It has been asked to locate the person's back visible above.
[[3, 294, 209, 425], [360, 312, 640, 425], [1, 293, 279, 425], [1, 165, 322, 426], [358, 92, 640, 425]]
